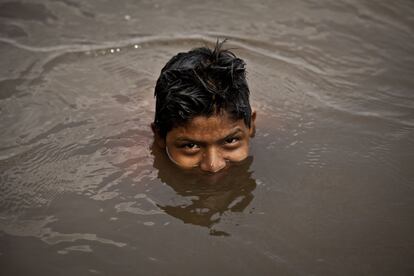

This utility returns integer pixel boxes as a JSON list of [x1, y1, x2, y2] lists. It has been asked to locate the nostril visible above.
[[201, 159, 226, 173], [200, 162, 220, 173]]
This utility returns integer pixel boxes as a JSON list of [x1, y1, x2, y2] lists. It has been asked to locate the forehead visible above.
[[167, 113, 247, 141]]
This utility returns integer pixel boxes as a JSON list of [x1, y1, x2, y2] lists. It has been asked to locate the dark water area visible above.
[[1, 0, 414, 275]]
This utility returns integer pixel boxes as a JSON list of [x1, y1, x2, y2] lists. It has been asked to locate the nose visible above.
[[200, 147, 226, 173]]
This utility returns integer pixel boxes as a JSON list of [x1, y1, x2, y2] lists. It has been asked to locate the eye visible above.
[[178, 143, 200, 154], [224, 137, 240, 144], [183, 143, 199, 149]]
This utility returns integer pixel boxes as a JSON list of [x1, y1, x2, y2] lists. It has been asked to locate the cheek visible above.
[[223, 144, 250, 162], [166, 147, 201, 168]]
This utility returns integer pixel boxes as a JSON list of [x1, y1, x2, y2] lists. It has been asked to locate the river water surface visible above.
[[1, 0, 414, 275]]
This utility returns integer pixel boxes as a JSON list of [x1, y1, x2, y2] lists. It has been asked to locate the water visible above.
[[1, 0, 414, 275]]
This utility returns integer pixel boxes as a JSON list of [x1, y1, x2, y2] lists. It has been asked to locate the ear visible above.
[[151, 123, 166, 148], [249, 110, 257, 138]]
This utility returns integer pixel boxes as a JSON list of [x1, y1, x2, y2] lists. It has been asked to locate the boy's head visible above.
[[152, 41, 256, 173]]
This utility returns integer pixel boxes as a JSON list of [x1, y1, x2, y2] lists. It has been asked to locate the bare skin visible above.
[[153, 111, 256, 173]]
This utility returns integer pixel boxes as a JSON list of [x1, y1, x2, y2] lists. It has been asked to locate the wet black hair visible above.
[[153, 40, 252, 138]]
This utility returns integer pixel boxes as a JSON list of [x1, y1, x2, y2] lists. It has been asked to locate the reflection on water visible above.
[[1, 0, 414, 275], [152, 143, 256, 235]]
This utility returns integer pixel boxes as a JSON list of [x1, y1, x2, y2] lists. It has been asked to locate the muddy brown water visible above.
[[1, 0, 414, 275]]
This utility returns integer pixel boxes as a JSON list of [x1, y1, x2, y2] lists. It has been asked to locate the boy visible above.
[[152, 41, 256, 173]]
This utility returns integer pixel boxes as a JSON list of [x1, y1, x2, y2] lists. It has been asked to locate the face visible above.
[[155, 111, 256, 173]]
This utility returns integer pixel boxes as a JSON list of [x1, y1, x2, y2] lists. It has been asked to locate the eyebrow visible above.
[[175, 128, 244, 144]]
